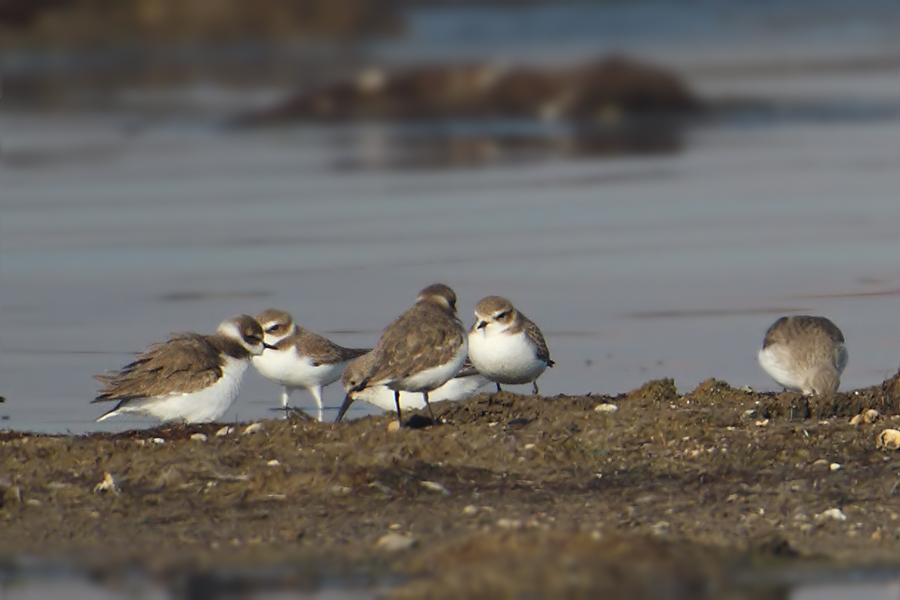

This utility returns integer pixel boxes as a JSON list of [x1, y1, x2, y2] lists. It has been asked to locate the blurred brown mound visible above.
[[243, 56, 703, 124], [0, 0, 403, 48]]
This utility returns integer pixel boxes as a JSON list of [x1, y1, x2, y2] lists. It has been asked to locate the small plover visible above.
[[335, 283, 468, 424], [468, 296, 554, 394], [758, 315, 848, 395], [93, 315, 268, 423], [252, 308, 369, 421], [341, 352, 490, 415]]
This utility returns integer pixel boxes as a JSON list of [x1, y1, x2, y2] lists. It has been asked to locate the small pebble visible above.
[[266, 459, 280, 467], [594, 403, 618, 413], [150, 437, 165, 445], [462, 505, 479, 516], [215, 426, 234, 437], [190, 433, 208, 442], [496, 518, 522, 529], [830, 463, 842, 471], [386, 421, 401, 433], [375, 533, 416, 552]]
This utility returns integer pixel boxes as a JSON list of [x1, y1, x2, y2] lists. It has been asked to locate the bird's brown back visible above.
[[93, 332, 230, 402]]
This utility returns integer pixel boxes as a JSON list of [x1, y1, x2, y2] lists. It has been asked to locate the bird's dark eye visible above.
[[496, 311, 509, 319], [266, 324, 281, 334]]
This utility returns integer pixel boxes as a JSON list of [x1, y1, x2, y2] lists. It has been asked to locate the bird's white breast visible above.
[[469, 326, 547, 384], [252, 348, 346, 390], [141, 356, 248, 423], [354, 371, 491, 411], [757, 345, 806, 392]]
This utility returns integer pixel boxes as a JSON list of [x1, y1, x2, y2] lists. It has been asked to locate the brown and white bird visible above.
[[758, 315, 848, 395], [468, 296, 554, 394], [251, 309, 369, 421], [93, 315, 269, 424], [340, 352, 491, 416], [335, 283, 468, 424]]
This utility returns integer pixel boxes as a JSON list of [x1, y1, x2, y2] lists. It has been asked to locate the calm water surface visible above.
[[2, 111, 898, 433]]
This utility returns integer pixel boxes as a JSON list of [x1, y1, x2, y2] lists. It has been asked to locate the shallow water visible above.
[[2, 109, 898, 433]]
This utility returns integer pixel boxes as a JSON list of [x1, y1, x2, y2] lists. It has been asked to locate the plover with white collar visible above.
[[93, 314, 269, 424], [335, 283, 468, 424], [758, 315, 848, 395], [252, 308, 369, 421], [468, 296, 554, 394]]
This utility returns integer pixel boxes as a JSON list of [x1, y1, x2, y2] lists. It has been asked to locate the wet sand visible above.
[[4, 374, 900, 597]]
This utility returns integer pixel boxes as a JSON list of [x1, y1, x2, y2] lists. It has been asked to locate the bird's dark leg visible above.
[[423, 391, 436, 423], [495, 383, 502, 393], [394, 390, 403, 425], [532, 381, 540, 395]]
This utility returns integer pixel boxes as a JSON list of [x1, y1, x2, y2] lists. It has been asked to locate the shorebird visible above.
[[468, 296, 554, 394], [93, 315, 269, 423], [251, 309, 369, 421], [340, 352, 490, 415], [335, 283, 468, 424], [758, 315, 848, 395]]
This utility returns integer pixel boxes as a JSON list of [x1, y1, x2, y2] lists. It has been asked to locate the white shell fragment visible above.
[[420, 481, 451, 496], [877, 429, 900, 450], [816, 508, 847, 522], [93, 472, 120, 495], [215, 426, 234, 437], [594, 403, 618, 413], [243, 423, 264, 436], [190, 433, 208, 442], [375, 532, 416, 552], [851, 409, 881, 425]]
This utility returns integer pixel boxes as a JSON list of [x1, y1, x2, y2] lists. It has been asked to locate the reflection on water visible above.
[[330, 121, 684, 170]]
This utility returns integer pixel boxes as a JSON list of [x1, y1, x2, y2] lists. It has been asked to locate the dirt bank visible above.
[[3, 371, 900, 597]]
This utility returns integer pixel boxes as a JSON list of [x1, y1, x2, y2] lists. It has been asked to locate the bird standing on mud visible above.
[[468, 296, 554, 394], [252, 309, 369, 421], [336, 283, 468, 425], [757, 315, 848, 395], [93, 315, 270, 423]]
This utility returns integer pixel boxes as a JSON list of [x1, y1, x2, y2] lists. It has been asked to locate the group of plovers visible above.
[[93, 282, 849, 427], [93, 284, 555, 425]]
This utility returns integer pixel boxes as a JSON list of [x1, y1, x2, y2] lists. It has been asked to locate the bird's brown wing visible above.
[[522, 315, 553, 366], [365, 304, 465, 386], [291, 330, 371, 366], [93, 333, 223, 402]]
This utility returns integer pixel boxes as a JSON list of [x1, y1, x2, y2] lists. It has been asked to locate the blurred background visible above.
[[1, 0, 899, 432]]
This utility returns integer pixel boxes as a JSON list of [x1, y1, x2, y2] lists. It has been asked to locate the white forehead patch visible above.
[[217, 319, 244, 341]]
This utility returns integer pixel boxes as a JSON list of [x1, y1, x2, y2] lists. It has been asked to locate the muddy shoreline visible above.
[[4, 373, 900, 596]]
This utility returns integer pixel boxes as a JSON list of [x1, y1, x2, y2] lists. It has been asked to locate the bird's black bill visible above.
[[476, 320, 487, 329], [335, 393, 355, 422], [263, 343, 278, 350]]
